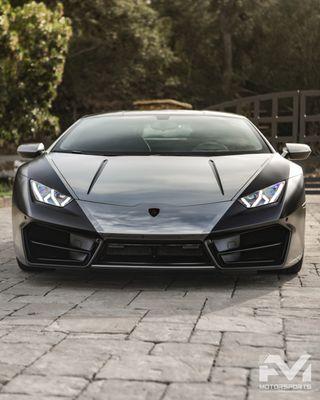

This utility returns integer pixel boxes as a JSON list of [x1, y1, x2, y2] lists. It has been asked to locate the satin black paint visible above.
[[12, 111, 307, 271]]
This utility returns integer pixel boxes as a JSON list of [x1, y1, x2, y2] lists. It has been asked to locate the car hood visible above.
[[49, 153, 272, 207]]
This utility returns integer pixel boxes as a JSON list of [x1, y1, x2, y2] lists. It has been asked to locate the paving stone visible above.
[[299, 265, 320, 287], [279, 275, 302, 288], [3, 375, 87, 397], [0, 302, 73, 327], [128, 291, 206, 310], [125, 272, 175, 290], [68, 332, 127, 340], [0, 294, 17, 303], [285, 318, 320, 335], [130, 321, 193, 342], [256, 307, 320, 318], [0, 280, 24, 293], [4, 282, 56, 296], [0, 248, 15, 265], [0, 201, 319, 399], [236, 274, 281, 289], [0, 395, 70, 400], [78, 380, 166, 400], [164, 383, 246, 400], [69, 304, 146, 318], [230, 289, 281, 308], [217, 343, 284, 368], [1, 330, 65, 345], [0, 330, 10, 339], [190, 330, 222, 345], [0, 342, 51, 366], [27, 338, 152, 377], [204, 302, 254, 317], [196, 315, 282, 333], [82, 290, 140, 306], [0, 363, 24, 385], [210, 367, 249, 386], [152, 342, 217, 362], [222, 331, 283, 348], [281, 288, 320, 308], [169, 270, 235, 290], [97, 354, 211, 382], [0, 303, 26, 320], [248, 390, 319, 400], [9, 295, 83, 305], [47, 309, 144, 334], [216, 332, 284, 368], [41, 287, 96, 303], [286, 335, 320, 360], [142, 308, 199, 325]]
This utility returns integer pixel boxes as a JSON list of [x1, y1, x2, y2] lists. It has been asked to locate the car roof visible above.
[[82, 110, 246, 120]]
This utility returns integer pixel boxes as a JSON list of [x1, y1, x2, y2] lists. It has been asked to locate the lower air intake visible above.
[[24, 223, 99, 266], [208, 224, 290, 268], [96, 241, 211, 266]]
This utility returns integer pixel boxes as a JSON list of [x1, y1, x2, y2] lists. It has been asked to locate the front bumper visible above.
[[13, 204, 305, 272], [12, 172, 305, 272]]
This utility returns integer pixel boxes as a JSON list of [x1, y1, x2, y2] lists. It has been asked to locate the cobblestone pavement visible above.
[[0, 197, 319, 400]]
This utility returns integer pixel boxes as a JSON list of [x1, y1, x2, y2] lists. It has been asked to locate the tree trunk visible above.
[[220, 10, 233, 98]]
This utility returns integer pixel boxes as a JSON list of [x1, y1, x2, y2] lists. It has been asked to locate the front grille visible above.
[[207, 225, 290, 268], [96, 241, 211, 266], [24, 223, 100, 266]]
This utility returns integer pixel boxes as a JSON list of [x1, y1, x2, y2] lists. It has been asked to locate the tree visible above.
[[39, 0, 174, 129], [152, 0, 268, 106], [209, 0, 271, 98], [152, 0, 222, 107], [0, 0, 71, 148], [245, 0, 320, 92]]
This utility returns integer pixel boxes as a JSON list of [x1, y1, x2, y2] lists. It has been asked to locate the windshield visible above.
[[52, 115, 271, 156]]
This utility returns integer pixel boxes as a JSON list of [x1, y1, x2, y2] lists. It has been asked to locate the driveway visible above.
[[0, 197, 319, 399]]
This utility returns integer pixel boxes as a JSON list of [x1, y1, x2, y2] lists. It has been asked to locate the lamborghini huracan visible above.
[[12, 110, 311, 273]]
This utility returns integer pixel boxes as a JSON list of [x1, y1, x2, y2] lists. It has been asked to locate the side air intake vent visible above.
[[207, 225, 290, 268], [24, 223, 99, 266]]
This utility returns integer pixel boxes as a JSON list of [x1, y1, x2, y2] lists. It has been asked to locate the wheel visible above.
[[279, 257, 303, 274], [16, 258, 52, 272]]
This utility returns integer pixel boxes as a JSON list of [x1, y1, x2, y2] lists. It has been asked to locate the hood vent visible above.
[[49, 153, 272, 206], [209, 160, 224, 195], [87, 159, 108, 194]]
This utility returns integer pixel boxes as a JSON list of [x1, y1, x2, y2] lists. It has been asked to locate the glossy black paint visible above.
[[214, 159, 305, 232], [12, 164, 98, 266], [240, 154, 289, 198], [77, 200, 232, 235], [12, 111, 307, 271], [49, 152, 271, 206]]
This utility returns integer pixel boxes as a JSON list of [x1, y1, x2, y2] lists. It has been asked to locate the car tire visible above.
[[280, 257, 303, 274], [16, 258, 51, 272]]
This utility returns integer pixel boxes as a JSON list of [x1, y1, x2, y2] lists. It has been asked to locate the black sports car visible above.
[[12, 111, 311, 273]]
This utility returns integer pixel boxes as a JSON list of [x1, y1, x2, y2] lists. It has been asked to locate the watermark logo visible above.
[[259, 354, 312, 391]]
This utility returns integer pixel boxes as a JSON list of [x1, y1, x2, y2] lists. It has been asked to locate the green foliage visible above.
[[152, 0, 220, 107], [153, 0, 270, 105], [245, 0, 320, 91], [46, 0, 175, 127], [3, 0, 320, 139], [0, 179, 12, 197], [0, 0, 71, 146]]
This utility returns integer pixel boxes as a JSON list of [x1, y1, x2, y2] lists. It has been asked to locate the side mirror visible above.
[[17, 143, 45, 159], [282, 143, 311, 161]]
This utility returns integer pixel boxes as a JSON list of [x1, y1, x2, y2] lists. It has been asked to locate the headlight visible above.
[[30, 180, 72, 207], [239, 181, 285, 208]]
